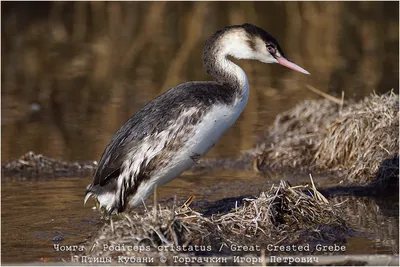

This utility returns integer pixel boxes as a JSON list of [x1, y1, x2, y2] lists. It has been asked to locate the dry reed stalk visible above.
[[306, 84, 343, 104], [84, 201, 209, 261], [213, 179, 344, 241], [314, 91, 398, 183], [255, 92, 398, 184], [84, 178, 348, 260], [254, 98, 340, 170]]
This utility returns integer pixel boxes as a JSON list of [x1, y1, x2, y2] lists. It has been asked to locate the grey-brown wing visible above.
[[92, 114, 158, 187], [91, 81, 233, 187], [92, 87, 187, 187]]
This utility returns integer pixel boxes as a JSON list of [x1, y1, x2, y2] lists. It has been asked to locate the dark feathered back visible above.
[[90, 81, 237, 190]]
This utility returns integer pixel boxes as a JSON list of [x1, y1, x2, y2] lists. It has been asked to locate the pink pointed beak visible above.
[[277, 57, 310, 75]]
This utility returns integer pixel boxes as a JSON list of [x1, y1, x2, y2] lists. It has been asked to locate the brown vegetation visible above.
[[1, 3, 398, 265], [1, 151, 96, 180], [82, 179, 349, 262], [253, 91, 399, 184]]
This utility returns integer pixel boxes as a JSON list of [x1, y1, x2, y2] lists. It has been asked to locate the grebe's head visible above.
[[216, 23, 310, 75]]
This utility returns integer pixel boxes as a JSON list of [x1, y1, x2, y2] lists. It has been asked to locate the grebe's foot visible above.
[[93, 198, 125, 221]]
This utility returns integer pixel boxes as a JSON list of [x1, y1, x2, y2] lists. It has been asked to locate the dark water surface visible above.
[[1, 1, 399, 162], [1, 171, 398, 263], [1, 1, 399, 264]]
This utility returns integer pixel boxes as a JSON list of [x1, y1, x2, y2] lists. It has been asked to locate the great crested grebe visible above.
[[85, 23, 309, 216]]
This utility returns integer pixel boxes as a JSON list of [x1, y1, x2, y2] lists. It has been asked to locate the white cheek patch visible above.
[[254, 37, 278, 64]]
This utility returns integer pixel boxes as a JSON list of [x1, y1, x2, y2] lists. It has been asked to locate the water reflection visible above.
[[1, 2, 398, 264], [1, 2, 398, 162]]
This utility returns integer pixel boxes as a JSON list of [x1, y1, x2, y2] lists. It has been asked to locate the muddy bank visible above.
[[1, 151, 97, 180]]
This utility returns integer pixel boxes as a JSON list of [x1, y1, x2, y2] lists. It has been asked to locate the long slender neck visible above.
[[202, 31, 250, 99]]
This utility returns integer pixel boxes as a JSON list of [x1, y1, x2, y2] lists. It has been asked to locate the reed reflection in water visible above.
[[1, 2, 398, 163]]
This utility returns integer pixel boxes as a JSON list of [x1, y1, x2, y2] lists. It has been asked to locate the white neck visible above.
[[203, 29, 252, 100], [217, 56, 250, 100]]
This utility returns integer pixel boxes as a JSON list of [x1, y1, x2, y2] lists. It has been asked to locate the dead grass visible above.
[[254, 98, 341, 170], [314, 92, 399, 183], [212, 179, 347, 247], [1, 151, 97, 179], [82, 202, 209, 264], [83, 178, 348, 261], [254, 91, 399, 184]]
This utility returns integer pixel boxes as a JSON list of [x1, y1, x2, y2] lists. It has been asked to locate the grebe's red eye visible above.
[[267, 45, 276, 54]]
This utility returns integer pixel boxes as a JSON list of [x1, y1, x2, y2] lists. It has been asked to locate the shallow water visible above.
[[1, 1, 399, 264], [1, 170, 398, 263]]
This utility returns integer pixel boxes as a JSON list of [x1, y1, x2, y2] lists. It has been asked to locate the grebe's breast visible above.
[[90, 80, 249, 210], [127, 85, 249, 207]]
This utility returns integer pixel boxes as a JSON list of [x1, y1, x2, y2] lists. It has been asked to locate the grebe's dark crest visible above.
[[85, 23, 309, 217]]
